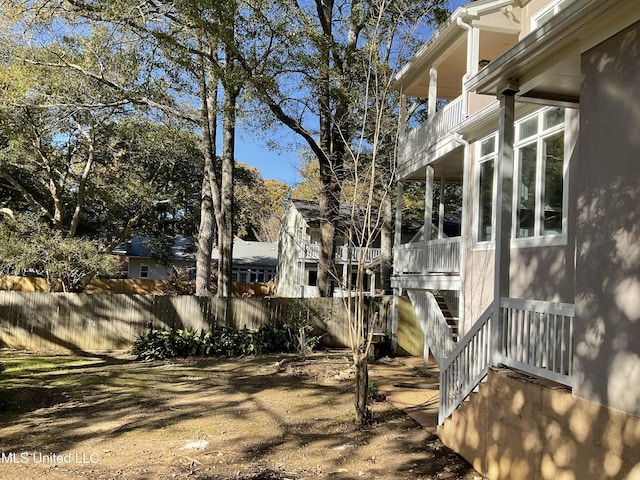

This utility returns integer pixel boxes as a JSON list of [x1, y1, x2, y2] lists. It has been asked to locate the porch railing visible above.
[[398, 95, 465, 169], [438, 298, 575, 425], [394, 237, 461, 275], [301, 244, 381, 263], [500, 298, 574, 386], [408, 290, 456, 366]]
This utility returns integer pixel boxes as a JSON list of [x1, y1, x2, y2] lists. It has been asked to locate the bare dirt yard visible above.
[[0, 350, 484, 480]]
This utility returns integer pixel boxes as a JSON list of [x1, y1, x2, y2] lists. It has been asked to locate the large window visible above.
[[515, 108, 566, 239], [474, 108, 567, 245], [476, 134, 497, 242]]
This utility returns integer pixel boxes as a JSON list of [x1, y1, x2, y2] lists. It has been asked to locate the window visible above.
[[514, 108, 566, 239], [475, 134, 497, 243], [532, 0, 569, 29], [140, 264, 149, 278]]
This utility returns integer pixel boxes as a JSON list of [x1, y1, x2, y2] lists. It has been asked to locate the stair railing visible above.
[[408, 290, 456, 366], [438, 304, 493, 425], [438, 298, 575, 425]]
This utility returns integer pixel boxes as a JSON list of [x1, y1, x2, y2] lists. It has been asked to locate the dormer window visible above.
[[532, 0, 569, 29]]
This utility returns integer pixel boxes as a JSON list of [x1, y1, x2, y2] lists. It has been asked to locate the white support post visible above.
[[439, 174, 445, 239], [395, 182, 404, 247], [428, 67, 438, 119], [425, 166, 434, 241], [492, 83, 518, 365]]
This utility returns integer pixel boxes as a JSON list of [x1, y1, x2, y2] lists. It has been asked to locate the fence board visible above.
[[0, 292, 389, 352]]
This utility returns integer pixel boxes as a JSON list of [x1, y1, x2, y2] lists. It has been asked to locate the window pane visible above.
[[517, 144, 538, 238], [518, 117, 538, 141], [543, 132, 564, 234], [481, 137, 495, 157], [478, 160, 494, 242], [544, 107, 565, 129]]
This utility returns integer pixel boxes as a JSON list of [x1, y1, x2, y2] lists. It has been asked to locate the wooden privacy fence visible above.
[[0, 291, 391, 353]]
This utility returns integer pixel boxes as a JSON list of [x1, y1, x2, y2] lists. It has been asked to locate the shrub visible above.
[[131, 322, 322, 361]]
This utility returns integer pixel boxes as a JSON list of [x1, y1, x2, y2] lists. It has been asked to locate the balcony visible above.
[[300, 244, 382, 264], [398, 96, 465, 175], [394, 237, 460, 274]]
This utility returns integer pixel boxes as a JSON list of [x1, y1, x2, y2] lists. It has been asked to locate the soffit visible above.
[[466, 0, 640, 103]]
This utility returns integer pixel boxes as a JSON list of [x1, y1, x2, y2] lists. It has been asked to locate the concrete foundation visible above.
[[438, 368, 640, 480]]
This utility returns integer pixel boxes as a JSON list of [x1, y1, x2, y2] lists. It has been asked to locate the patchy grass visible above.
[[0, 350, 483, 480]]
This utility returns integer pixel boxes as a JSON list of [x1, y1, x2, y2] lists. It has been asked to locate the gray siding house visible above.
[[392, 0, 640, 478]]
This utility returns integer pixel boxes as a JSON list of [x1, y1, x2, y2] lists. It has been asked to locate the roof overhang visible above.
[[465, 0, 640, 104], [393, 0, 519, 97]]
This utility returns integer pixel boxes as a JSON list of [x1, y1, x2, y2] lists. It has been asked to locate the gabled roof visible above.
[[114, 235, 278, 266], [211, 238, 278, 267], [290, 199, 373, 228], [113, 235, 195, 261]]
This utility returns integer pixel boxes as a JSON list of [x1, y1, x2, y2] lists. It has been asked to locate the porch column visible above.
[[392, 182, 404, 353], [438, 174, 445, 239], [492, 82, 518, 365], [425, 166, 434, 241], [428, 67, 437, 119]]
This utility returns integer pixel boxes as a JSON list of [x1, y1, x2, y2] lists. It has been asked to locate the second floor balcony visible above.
[[394, 237, 461, 275], [300, 243, 382, 264]]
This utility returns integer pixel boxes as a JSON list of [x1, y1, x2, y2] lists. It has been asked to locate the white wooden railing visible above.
[[438, 298, 575, 425], [439, 304, 493, 424], [394, 238, 461, 274], [398, 96, 465, 171], [301, 244, 381, 263], [500, 298, 574, 386], [408, 290, 456, 366]]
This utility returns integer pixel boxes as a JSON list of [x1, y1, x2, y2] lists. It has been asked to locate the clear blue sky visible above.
[[235, 0, 466, 187]]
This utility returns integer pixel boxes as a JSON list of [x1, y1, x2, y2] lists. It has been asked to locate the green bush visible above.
[[131, 323, 322, 361]]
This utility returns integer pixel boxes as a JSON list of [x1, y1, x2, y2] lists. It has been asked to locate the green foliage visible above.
[[131, 321, 322, 361], [0, 212, 120, 292], [281, 300, 325, 355]]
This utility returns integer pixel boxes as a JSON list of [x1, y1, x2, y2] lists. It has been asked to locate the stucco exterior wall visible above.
[[574, 20, 640, 416]]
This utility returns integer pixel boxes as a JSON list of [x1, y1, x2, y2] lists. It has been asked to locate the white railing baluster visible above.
[[439, 297, 575, 425]]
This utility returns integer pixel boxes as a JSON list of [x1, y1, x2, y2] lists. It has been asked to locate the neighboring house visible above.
[[276, 199, 385, 297], [211, 237, 278, 283], [393, 0, 639, 478], [113, 235, 195, 280], [115, 235, 277, 283]]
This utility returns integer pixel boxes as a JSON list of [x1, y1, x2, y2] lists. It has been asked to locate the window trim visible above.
[[140, 264, 150, 279], [532, 0, 568, 29], [472, 107, 571, 251], [472, 133, 498, 250], [511, 107, 569, 248]]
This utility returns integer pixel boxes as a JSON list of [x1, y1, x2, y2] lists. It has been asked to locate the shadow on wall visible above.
[[439, 368, 640, 480], [575, 21, 640, 417]]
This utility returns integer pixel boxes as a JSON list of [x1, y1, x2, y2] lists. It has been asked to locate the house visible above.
[[115, 235, 277, 283], [392, 0, 640, 478], [211, 237, 278, 283], [113, 235, 195, 280], [276, 199, 385, 297]]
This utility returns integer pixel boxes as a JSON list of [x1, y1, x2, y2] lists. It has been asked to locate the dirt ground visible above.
[[0, 350, 484, 480]]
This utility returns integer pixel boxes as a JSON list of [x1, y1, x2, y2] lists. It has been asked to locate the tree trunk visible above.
[[217, 84, 238, 298], [195, 35, 220, 297], [354, 351, 371, 425], [196, 173, 214, 296]]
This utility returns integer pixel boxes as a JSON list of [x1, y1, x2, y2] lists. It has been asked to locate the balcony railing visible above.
[[398, 95, 465, 171], [394, 237, 461, 275], [300, 244, 382, 264]]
